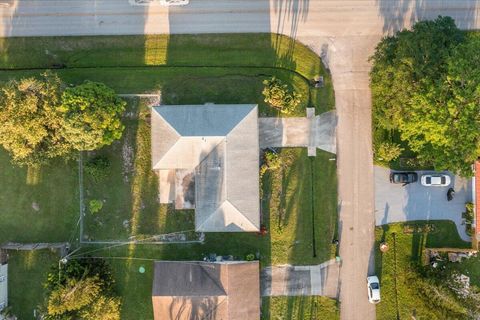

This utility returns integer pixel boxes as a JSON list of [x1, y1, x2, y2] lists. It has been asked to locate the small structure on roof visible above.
[[152, 261, 260, 320], [151, 104, 260, 232], [0, 250, 8, 318]]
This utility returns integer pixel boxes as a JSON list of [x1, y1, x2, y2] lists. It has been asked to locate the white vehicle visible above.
[[367, 276, 381, 304], [129, 0, 189, 6], [420, 174, 451, 187], [159, 0, 189, 5]]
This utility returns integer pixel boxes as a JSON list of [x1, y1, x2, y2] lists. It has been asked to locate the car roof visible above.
[[430, 176, 442, 184], [367, 276, 379, 283]]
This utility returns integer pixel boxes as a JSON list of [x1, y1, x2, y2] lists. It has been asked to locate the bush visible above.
[[262, 77, 301, 115], [246, 254, 255, 261], [374, 142, 403, 163], [89, 199, 103, 214], [84, 155, 110, 182]]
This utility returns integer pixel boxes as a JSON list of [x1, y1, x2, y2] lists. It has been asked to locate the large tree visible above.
[[0, 75, 125, 166], [370, 16, 480, 176], [0, 71, 69, 165], [59, 81, 126, 151], [43, 258, 121, 320]]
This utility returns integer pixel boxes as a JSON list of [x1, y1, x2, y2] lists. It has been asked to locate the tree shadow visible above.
[[376, 0, 479, 34]]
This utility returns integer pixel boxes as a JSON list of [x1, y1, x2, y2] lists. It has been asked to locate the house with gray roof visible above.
[[151, 261, 260, 320], [151, 104, 260, 232]]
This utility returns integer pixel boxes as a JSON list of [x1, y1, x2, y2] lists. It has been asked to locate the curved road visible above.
[[1, 1, 479, 319]]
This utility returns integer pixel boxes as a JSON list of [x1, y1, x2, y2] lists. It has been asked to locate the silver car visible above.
[[421, 174, 451, 187], [367, 276, 381, 304]]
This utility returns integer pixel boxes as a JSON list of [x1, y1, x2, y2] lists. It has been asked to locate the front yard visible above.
[[375, 221, 472, 319]]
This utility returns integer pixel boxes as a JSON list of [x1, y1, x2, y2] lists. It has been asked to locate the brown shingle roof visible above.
[[152, 261, 260, 320]]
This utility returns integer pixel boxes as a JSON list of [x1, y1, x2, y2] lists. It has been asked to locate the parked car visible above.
[[367, 276, 381, 304], [389, 172, 418, 185], [421, 174, 451, 187]]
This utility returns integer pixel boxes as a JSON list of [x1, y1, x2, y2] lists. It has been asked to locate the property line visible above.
[[310, 157, 317, 258], [392, 232, 400, 320], [78, 152, 85, 243]]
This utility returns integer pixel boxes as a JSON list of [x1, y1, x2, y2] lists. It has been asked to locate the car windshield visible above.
[[426, 177, 431, 184], [441, 177, 446, 184], [371, 282, 379, 289]]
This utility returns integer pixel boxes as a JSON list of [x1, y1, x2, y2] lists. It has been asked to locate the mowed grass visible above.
[[0, 151, 78, 244], [0, 34, 335, 115], [375, 221, 470, 320], [6, 250, 58, 319], [261, 296, 340, 320]]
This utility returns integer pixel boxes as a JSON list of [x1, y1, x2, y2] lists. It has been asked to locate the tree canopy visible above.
[[59, 81, 126, 151], [43, 258, 121, 320], [0, 74, 125, 166], [370, 16, 480, 176], [0, 72, 68, 165]]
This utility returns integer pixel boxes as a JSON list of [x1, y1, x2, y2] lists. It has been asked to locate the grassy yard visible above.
[[261, 297, 339, 320], [0, 33, 337, 319], [0, 151, 78, 244], [0, 34, 334, 116], [6, 250, 58, 319], [375, 221, 471, 320]]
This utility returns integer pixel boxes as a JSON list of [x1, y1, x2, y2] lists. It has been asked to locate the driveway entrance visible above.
[[259, 110, 336, 154], [261, 260, 339, 298]]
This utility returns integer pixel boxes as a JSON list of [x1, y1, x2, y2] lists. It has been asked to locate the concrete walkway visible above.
[[259, 110, 337, 154], [261, 260, 339, 298], [375, 166, 472, 241]]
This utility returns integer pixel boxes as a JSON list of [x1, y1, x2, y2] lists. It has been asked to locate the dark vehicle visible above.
[[389, 172, 418, 185]]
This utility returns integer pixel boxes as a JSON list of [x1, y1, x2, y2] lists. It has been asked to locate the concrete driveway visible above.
[[261, 260, 339, 298], [375, 166, 472, 241], [259, 110, 337, 154]]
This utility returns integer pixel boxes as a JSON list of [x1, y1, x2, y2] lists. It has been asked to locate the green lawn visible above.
[[0, 34, 334, 116], [375, 221, 471, 320], [0, 151, 78, 244], [261, 297, 339, 320], [0, 33, 338, 319], [6, 250, 58, 319]]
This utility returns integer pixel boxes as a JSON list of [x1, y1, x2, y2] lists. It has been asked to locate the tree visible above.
[[59, 81, 126, 151], [374, 142, 403, 162], [47, 277, 102, 316], [262, 77, 301, 115], [43, 258, 120, 320], [0, 71, 69, 165], [80, 296, 121, 320], [370, 16, 480, 176]]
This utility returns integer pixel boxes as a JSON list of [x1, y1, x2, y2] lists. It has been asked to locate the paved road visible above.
[[1, 1, 479, 319], [375, 166, 473, 241], [261, 259, 339, 297]]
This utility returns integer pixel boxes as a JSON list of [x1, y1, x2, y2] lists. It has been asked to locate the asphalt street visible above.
[[1, 1, 479, 319]]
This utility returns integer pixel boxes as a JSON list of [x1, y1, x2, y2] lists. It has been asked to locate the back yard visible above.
[[0, 34, 337, 319]]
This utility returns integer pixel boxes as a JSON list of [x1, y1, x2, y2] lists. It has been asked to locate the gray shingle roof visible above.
[[151, 104, 260, 232]]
